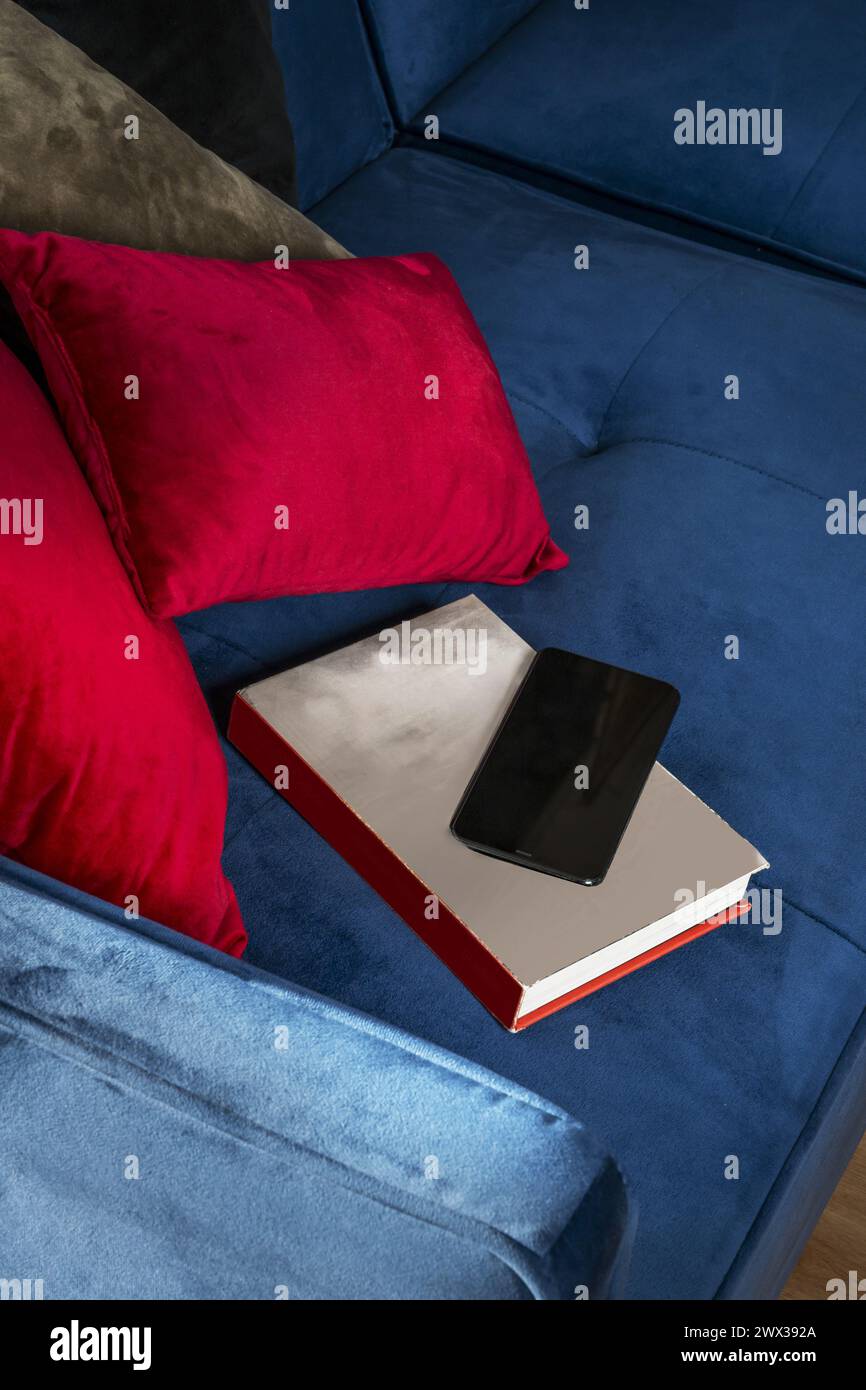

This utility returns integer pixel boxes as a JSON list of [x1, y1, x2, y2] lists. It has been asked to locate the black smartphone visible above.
[[450, 648, 680, 886]]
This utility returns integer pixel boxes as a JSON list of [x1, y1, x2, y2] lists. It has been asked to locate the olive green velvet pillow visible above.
[[0, 0, 348, 262], [17, 0, 299, 208]]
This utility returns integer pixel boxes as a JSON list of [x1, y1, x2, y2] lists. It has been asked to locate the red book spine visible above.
[[229, 694, 524, 1027], [229, 694, 746, 1031], [513, 900, 749, 1030]]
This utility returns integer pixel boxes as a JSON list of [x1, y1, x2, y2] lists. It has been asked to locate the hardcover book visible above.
[[229, 597, 767, 1030]]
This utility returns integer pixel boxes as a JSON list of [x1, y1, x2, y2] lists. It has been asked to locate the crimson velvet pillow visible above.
[[0, 229, 567, 617], [0, 340, 245, 956]]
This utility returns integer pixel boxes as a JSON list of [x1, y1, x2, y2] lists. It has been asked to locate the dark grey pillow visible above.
[[0, 1, 347, 261], [17, 0, 298, 207]]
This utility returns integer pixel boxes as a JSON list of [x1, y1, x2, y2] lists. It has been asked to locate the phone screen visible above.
[[450, 648, 680, 885]]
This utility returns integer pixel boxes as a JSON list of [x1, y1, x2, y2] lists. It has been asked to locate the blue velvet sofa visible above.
[[2, 0, 865, 1300]]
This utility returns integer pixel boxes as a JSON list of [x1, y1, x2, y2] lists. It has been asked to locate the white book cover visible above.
[[230, 596, 768, 1029]]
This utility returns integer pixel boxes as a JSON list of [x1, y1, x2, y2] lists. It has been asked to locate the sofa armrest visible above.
[[0, 857, 633, 1299]]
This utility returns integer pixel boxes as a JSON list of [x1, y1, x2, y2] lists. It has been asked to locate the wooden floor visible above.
[[781, 1136, 866, 1299]]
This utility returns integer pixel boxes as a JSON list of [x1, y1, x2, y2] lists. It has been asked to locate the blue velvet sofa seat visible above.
[[177, 145, 866, 1298], [273, 2, 866, 1296], [2, 0, 864, 1301]]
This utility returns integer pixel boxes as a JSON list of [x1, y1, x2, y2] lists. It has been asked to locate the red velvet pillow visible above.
[[0, 229, 567, 618], [0, 341, 245, 956]]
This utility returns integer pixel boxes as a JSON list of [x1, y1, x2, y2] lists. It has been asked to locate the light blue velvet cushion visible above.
[[0, 858, 632, 1299]]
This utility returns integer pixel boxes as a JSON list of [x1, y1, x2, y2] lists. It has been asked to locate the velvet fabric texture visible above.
[[0, 1, 345, 264], [0, 341, 245, 956], [390, 0, 866, 282], [314, 149, 866, 954], [0, 858, 634, 1300], [18, 0, 298, 206], [0, 230, 567, 617], [362, 0, 540, 124], [271, 0, 393, 210], [4, 0, 866, 1303], [168, 141, 866, 1296]]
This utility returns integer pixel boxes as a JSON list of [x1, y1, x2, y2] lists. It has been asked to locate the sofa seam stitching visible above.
[[394, 2, 545, 129], [594, 264, 729, 448], [783, 896, 865, 957], [600, 435, 827, 500], [769, 78, 866, 238], [222, 793, 281, 852], [504, 386, 593, 453], [175, 619, 263, 666]]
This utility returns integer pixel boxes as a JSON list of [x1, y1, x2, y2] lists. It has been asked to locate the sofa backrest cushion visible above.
[[271, 0, 393, 210], [16, 0, 299, 206], [0, 342, 246, 956], [0, 858, 633, 1299], [362, 0, 541, 122]]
